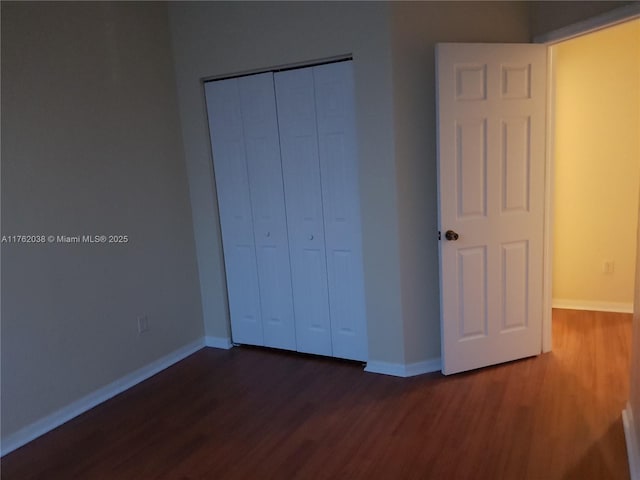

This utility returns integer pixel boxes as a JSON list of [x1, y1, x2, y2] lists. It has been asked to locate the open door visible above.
[[436, 43, 547, 375]]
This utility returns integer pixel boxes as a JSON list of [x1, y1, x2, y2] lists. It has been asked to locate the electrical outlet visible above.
[[137, 315, 149, 334], [602, 260, 615, 274]]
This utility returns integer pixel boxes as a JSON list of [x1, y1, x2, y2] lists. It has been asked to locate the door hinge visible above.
[[438, 231, 441, 240]]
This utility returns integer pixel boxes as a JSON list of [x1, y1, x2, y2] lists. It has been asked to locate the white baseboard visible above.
[[552, 299, 633, 314], [365, 358, 442, 377], [204, 336, 233, 349], [623, 404, 640, 480], [0, 339, 204, 457]]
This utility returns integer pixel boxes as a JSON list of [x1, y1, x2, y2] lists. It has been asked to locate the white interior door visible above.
[[313, 61, 368, 361], [436, 43, 547, 375], [238, 73, 297, 351], [275, 68, 333, 357], [205, 78, 264, 346]]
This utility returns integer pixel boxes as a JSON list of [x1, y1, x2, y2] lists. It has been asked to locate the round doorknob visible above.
[[445, 230, 459, 241]]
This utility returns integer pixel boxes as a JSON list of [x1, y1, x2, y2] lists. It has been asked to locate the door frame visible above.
[[537, 3, 640, 353]]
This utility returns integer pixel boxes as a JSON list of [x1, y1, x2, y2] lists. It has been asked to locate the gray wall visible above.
[[1, 2, 203, 440]]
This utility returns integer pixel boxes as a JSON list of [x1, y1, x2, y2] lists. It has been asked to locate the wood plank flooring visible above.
[[1, 309, 632, 479]]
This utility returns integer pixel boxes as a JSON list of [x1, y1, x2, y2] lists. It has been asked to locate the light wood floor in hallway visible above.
[[1, 309, 632, 479]]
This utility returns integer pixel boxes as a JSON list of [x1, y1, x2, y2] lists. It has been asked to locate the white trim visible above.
[[534, 3, 640, 45], [1, 339, 204, 457], [364, 361, 406, 377], [623, 404, 640, 480], [204, 336, 233, 349], [552, 299, 633, 314], [405, 358, 442, 377], [542, 45, 556, 354], [364, 358, 441, 377]]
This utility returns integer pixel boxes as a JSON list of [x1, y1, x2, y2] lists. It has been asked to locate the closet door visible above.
[[275, 68, 333, 357], [205, 79, 263, 346], [238, 73, 296, 351], [314, 62, 368, 362]]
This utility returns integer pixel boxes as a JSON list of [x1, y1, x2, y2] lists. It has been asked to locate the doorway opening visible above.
[[544, 17, 640, 349]]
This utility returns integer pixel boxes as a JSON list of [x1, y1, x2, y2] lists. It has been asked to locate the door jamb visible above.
[[536, 3, 640, 353]]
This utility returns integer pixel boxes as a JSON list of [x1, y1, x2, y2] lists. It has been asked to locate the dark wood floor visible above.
[[1, 310, 632, 479]]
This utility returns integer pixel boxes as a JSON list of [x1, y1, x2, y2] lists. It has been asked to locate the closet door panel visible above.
[[205, 79, 264, 346], [275, 68, 333, 357], [238, 73, 296, 351], [314, 62, 368, 361]]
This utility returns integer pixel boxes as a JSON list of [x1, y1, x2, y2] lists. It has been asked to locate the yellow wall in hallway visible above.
[[553, 20, 640, 308]]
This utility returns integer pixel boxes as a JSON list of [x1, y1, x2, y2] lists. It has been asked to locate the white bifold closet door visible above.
[[313, 62, 367, 362], [206, 60, 367, 362], [275, 67, 333, 357], [275, 61, 368, 361], [205, 73, 296, 351]]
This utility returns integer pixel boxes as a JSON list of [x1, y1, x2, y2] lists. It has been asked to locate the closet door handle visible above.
[[265, 231, 271, 238], [309, 234, 314, 240]]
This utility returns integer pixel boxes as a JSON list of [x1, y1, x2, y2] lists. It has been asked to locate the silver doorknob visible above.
[[445, 230, 459, 241]]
